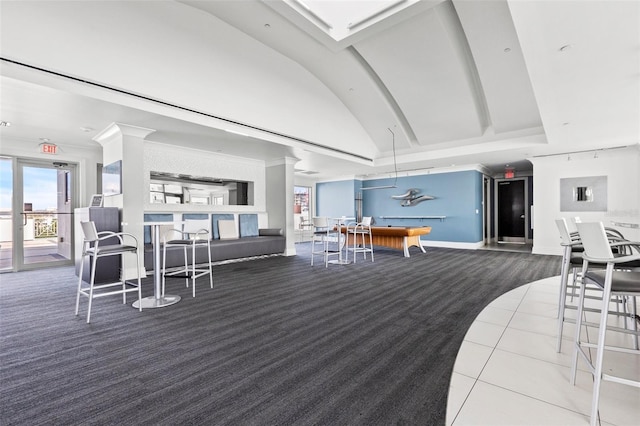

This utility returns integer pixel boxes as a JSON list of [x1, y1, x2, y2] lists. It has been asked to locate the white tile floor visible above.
[[446, 276, 640, 426]]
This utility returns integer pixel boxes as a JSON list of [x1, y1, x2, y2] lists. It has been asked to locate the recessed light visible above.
[[39, 137, 50, 142], [0, 121, 11, 127], [503, 47, 511, 53], [80, 126, 94, 132], [559, 44, 572, 52], [264, 23, 271, 28]]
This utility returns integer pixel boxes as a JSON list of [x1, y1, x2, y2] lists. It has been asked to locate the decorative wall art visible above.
[[560, 176, 607, 212], [391, 188, 435, 207]]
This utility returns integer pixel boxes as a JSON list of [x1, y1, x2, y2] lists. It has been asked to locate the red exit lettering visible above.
[[40, 143, 58, 154]]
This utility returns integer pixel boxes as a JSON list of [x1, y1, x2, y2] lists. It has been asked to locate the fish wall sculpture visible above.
[[391, 188, 435, 207]]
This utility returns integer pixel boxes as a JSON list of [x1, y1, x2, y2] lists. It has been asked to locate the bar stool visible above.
[[347, 216, 374, 263], [310, 216, 340, 267], [162, 219, 213, 297], [76, 221, 142, 323], [570, 221, 640, 426], [555, 218, 640, 352]]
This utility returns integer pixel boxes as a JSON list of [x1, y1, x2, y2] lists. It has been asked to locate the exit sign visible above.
[[40, 143, 58, 155]]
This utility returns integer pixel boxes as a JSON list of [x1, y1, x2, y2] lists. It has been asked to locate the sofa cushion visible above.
[[144, 231, 285, 270], [218, 219, 239, 240], [212, 214, 234, 239], [239, 214, 259, 237]]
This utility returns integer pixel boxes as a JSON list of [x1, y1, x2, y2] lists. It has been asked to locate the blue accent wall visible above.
[[317, 170, 484, 243], [316, 180, 356, 218]]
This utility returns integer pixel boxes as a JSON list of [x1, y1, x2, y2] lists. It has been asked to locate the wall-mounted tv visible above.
[[102, 160, 122, 196]]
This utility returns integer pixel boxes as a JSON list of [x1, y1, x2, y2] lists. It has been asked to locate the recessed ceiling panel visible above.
[[454, 0, 541, 134], [354, 4, 485, 146]]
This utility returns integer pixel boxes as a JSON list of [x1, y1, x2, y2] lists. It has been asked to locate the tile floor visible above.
[[446, 276, 640, 426]]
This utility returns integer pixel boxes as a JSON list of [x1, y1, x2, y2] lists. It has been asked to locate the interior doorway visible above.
[[496, 178, 527, 244], [483, 175, 491, 246]]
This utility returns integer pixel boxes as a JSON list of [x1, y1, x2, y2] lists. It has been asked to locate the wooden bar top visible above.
[[340, 226, 431, 237]]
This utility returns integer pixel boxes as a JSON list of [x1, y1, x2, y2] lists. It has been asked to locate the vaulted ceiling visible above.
[[1, 1, 638, 179]]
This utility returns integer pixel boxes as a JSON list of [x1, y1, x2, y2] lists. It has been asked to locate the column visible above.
[[93, 122, 155, 279], [266, 157, 298, 256]]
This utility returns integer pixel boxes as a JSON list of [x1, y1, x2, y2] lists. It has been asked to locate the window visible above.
[[294, 186, 311, 230]]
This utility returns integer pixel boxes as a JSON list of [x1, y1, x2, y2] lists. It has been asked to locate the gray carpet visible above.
[[0, 244, 561, 425]]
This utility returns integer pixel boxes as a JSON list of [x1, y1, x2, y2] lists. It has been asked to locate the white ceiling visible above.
[[0, 0, 638, 180]]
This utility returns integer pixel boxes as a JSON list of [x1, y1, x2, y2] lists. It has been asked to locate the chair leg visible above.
[[191, 243, 196, 298], [310, 239, 315, 266], [183, 246, 189, 288], [135, 251, 142, 312], [368, 231, 374, 262], [557, 248, 571, 352], [162, 244, 167, 297], [364, 232, 369, 260], [570, 273, 589, 385], [324, 235, 329, 268], [87, 255, 98, 324], [588, 267, 613, 426], [207, 241, 214, 289], [570, 268, 579, 301], [631, 296, 638, 350], [557, 248, 568, 318], [352, 231, 357, 264], [121, 253, 127, 305], [75, 255, 85, 316]]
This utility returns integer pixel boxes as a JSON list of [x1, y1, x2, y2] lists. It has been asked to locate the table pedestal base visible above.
[[133, 295, 181, 309]]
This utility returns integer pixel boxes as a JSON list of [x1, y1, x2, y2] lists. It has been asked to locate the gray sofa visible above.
[[143, 212, 285, 271], [144, 228, 284, 271]]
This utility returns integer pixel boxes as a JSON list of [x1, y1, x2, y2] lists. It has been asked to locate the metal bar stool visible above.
[[76, 220, 142, 323], [162, 219, 213, 297], [570, 221, 640, 426]]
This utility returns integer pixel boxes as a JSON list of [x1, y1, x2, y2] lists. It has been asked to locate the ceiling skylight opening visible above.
[[287, 0, 412, 42]]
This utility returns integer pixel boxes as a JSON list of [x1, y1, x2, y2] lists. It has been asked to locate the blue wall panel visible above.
[[317, 171, 484, 243], [316, 180, 356, 218]]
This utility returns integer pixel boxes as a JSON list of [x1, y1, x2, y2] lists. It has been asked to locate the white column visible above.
[[266, 157, 298, 256], [93, 122, 155, 279]]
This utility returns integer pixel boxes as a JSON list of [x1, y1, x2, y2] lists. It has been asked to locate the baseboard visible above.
[[421, 240, 485, 250]]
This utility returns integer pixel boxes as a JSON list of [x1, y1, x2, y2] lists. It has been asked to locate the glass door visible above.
[[12, 158, 77, 271]]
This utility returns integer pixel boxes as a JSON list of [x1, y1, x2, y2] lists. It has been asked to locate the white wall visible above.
[[144, 141, 269, 223], [0, 137, 102, 207], [531, 146, 640, 255]]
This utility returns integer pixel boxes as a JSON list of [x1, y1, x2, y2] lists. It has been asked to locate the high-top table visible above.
[[328, 217, 354, 265], [133, 221, 181, 308]]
